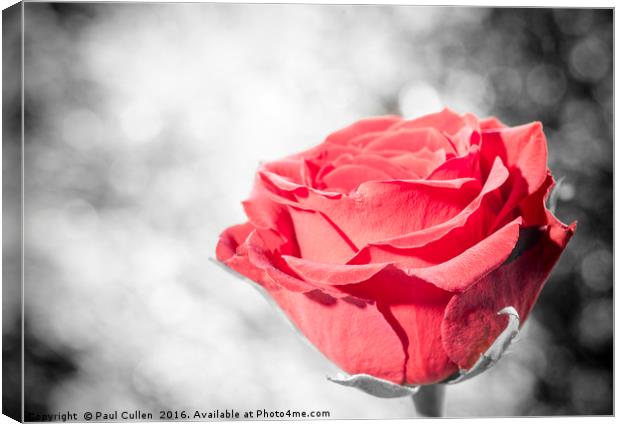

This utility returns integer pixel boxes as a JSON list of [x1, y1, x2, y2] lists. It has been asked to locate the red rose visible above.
[[216, 108, 575, 386]]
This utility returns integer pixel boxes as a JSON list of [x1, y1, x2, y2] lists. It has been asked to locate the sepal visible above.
[[547, 176, 564, 214], [444, 306, 520, 384], [327, 373, 420, 398]]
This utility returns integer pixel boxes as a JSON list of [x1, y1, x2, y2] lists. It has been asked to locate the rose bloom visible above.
[[216, 109, 575, 385]]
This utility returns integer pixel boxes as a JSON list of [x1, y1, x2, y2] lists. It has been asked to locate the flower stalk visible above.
[[412, 384, 446, 417]]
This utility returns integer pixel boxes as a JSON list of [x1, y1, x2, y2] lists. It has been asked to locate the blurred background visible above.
[[5, 4, 612, 418]]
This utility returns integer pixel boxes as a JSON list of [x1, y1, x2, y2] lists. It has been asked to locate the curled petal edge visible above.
[[444, 306, 520, 385], [327, 373, 420, 398]]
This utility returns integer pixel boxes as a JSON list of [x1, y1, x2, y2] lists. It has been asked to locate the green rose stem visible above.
[[412, 384, 446, 417]]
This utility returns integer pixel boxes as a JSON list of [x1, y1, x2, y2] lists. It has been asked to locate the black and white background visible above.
[[2, 3, 613, 418]]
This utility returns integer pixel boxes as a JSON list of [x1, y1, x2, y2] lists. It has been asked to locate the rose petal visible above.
[[294, 177, 481, 248], [348, 131, 392, 148], [427, 144, 482, 181], [351, 217, 522, 293], [300, 143, 361, 163], [480, 116, 507, 130], [325, 116, 402, 146], [282, 255, 390, 286], [441, 215, 575, 369], [258, 169, 308, 195], [518, 172, 555, 226], [216, 222, 254, 262], [354, 156, 508, 250], [391, 108, 480, 154], [341, 267, 458, 385], [450, 117, 481, 154], [267, 287, 407, 383], [262, 158, 305, 185], [236, 231, 360, 298], [301, 159, 321, 187], [391, 300, 458, 384], [217, 228, 407, 383], [445, 306, 520, 384], [363, 128, 454, 155], [321, 164, 393, 193], [368, 147, 442, 161], [388, 152, 446, 179], [347, 154, 419, 180], [288, 206, 358, 263], [403, 217, 522, 292], [272, 257, 457, 384], [242, 183, 298, 254], [216, 226, 281, 291], [480, 121, 549, 230], [392, 108, 473, 135]]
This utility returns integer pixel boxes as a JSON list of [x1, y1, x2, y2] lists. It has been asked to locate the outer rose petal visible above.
[[352, 217, 522, 293], [282, 255, 389, 286], [216, 222, 254, 262], [267, 288, 408, 384], [221, 228, 350, 297], [263, 251, 462, 385], [217, 227, 407, 383], [402, 218, 522, 292], [341, 267, 458, 384], [216, 224, 278, 290], [391, 300, 458, 384], [242, 180, 299, 255], [518, 172, 555, 226], [441, 214, 575, 369]]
